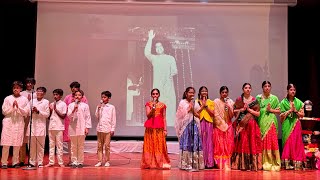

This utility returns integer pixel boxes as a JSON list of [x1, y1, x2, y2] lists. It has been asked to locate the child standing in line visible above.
[[45, 89, 67, 167], [94, 91, 116, 167], [67, 90, 92, 168], [1, 81, 30, 169], [26, 86, 50, 168]]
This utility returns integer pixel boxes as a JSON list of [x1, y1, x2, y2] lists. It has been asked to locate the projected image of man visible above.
[[144, 30, 177, 126]]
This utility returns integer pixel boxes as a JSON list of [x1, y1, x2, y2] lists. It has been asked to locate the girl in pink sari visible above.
[[213, 86, 234, 170]]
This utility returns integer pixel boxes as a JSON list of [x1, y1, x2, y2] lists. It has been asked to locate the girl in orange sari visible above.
[[141, 88, 170, 169], [231, 83, 262, 171]]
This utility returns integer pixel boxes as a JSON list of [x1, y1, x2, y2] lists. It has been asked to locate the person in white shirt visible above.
[[1, 81, 30, 169], [94, 91, 116, 167], [19, 77, 36, 166], [45, 89, 67, 167], [67, 90, 92, 168], [26, 86, 50, 168], [20, 77, 36, 101]]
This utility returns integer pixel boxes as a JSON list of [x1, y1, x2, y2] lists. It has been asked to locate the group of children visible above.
[[0, 78, 116, 169]]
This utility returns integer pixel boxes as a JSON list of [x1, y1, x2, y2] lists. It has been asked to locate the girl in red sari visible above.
[[231, 83, 262, 171], [141, 88, 171, 169], [213, 86, 234, 170]]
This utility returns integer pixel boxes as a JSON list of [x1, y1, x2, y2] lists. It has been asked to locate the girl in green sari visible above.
[[256, 81, 281, 171], [280, 83, 305, 170]]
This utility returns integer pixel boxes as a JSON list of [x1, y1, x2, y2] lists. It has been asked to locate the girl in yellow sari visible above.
[[194, 86, 215, 168]]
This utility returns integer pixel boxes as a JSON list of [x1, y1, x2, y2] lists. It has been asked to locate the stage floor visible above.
[[1, 152, 320, 180]]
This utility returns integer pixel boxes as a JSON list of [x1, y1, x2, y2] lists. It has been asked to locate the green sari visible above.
[[256, 94, 279, 139], [280, 97, 303, 147]]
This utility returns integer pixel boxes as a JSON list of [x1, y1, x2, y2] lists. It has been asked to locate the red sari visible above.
[[231, 96, 262, 171]]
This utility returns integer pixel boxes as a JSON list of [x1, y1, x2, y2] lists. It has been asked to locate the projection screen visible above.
[[35, 2, 288, 137]]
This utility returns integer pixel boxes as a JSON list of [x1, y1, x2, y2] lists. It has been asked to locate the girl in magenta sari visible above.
[[280, 83, 306, 170], [231, 83, 262, 171], [194, 86, 215, 168], [213, 86, 234, 170]]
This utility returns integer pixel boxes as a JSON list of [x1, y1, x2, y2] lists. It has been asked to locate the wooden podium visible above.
[[300, 117, 320, 135], [300, 117, 320, 169]]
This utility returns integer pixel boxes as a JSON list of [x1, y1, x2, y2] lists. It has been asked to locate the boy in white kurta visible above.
[[67, 90, 92, 168], [26, 87, 50, 167], [1, 81, 30, 169], [94, 91, 116, 167], [45, 89, 67, 167]]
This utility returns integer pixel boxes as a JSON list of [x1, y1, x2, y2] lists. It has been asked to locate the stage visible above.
[[78, 140, 180, 154], [1, 152, 319, 180], [1, 140, 319, 180]]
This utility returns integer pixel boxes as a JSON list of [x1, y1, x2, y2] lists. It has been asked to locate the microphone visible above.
[[224, 97, 230, 111], [191, 96, 195, 104], [152, 98, 156, 109], [99, 100, 104, 108]]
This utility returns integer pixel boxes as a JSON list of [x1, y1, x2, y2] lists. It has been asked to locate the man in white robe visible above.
[[144, 30, 178, 126]]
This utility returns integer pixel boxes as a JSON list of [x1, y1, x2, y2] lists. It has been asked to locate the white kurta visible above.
[[26, 98, 50, 137], [1, 95, 30, 146], [48, 100, 67, 131], [20, 90, 36, 100], [95, 103, 116, 133], [67, 102, 92, 136]]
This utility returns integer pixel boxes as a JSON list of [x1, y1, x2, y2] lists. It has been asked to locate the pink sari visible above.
[[213, 98, 234, 169]]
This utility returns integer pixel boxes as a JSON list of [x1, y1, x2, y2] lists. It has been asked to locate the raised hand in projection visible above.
[[144, 29, 178, 126]]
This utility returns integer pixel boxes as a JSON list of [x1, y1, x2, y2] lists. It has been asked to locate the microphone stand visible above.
[[23, 89, 37, 170], [188, 97, 199, 172]]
